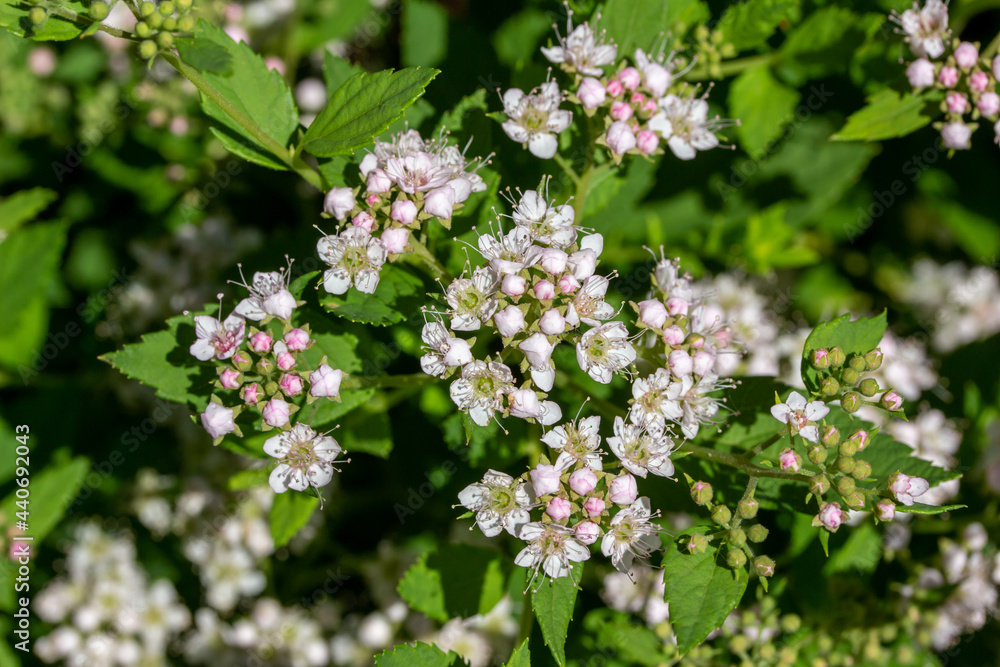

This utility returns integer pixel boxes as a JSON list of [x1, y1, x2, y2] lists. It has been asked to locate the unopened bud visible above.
[[781, 614, 802, 633], [737, 497, 758, 519], [875, 499, 896, 521], [859, 378, 879, 397], [711, 505, 732, 525], [881, 390, 903, 412], [845, 490, 866, 508], [820, 376, 840, 396], [140, 1, 156, 16], [865, 348, 884, 370], [836, 477, 856, 495], [851, 459, 872, 480], [690, 480, 713, 506], [232, 351, 252, 372], [811, 349, 830, 369], [810, 475, 830, 495], [139, 39, 157, 59], [837, 456, 856, 474], [839, 438, 859, 457], [255, 357, 274, 375], [264, 380, 280, 396], [90, 2, 110, 20], [29, 7, 46, 24], [841, 368, 860, 386], [728, 527, 747, 547], [747, 524, 769, 543], [848, 429, 870, 451], [686, 533, 709, 554], [828, 346, 846, 367], [808, 444, 827, 465], [841, 391, 861, 413], [725, 549, 747, 569], [753, 555, 775, 577], [821, 425, 840, 447], [849, 355, 867, 372]]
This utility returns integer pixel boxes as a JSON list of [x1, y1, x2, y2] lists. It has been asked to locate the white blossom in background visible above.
[[500, 82, 573, 159]]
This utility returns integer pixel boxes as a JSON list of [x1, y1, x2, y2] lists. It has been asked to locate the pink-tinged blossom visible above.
[[219, 368, 241, 390], [582, 496, 605, 518], [610, 101, 633, 122], [309, 364, 343, 399], [906, 58, 936, 88], [366, 168, 392, 194], [770, 391, 830, 442], [538, 309, 567, 335], [323, 187, 355, 220], [534, 279, 556, 300], [420, 321, 474, 377], [946, 92, 969, 114], [502, 274, 527, 296], [970, 71, 990, 92], [494, 305, 526, 338], [262, 398, 290, 428], [954, 41, 978, 69], [619, 67, 641, 89], [978, 92, 1000, 117], [381, 228, 410, 254], [546, 497, 572, 521], [882, 390, 905, 411], [249, 331, 272, 354], [669, 350, 693, 377], [637, 130, 659, 155], [541, 13, 617, 76], [284, 328, 310, 351], [264, 423, 344, 493], [648, 92, 725, 160], [514, 522, 590, 581], [234, 268, 297, 321], [635, 49, 672, 97], [662, 325, 685, 346], [938, 66, 959, 87], [875, 499, 896, 521], [892, 0, 950, 59], [275, 349, 295, 371], [601, 497, 662, 573], [279, 374, 303, 397], [574, 521, 601, 545], [817, 502, 843, 531], [569, 468, 597, 495], [190, 310, 246, 361], [458, 469, 532, 537], [424, 185, 456, 219], [608, 474, 638, 506], [941, 122, 972, 149], [530, 464, 563, 496], [558, 274, 581, 294], [351, 211, 375, 232], [778, 448, 802, 472], [509, 388, 562, 426], [317, 227, 387, 295], [200, 403, 235, 439], [606, 121, 637, 155], [511, 189, 578, 248], [241, 383, 262, 404], [391, 199, 417, 224], [577, 77, 607, 109], [606, 79, 624, 97], [888, 472, 930, 506]]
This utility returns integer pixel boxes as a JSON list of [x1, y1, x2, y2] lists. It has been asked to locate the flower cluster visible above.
[[318, 129, 489, 294], [896, 0, 1000, 148]]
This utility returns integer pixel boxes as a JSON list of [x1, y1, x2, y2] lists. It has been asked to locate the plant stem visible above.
[[744, 432, 785, 460], [554, 153, 581, 188], [38, 3, 141, 41], [407, 235, 453, 282], [686, 53, 779, 81], [516, 592, 535, 645], [984, 30, 1000, 59], [159, 51, 325, 191], [678, 443, 811, 482]]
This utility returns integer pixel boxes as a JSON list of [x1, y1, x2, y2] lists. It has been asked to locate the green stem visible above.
[[744, 432, 785, 460], [37, 2, 141, 41], [553, 153, 581, 188], [516, 592, 535, 645], [984, 30, 1000, 60], [159, 51, 325, 191], [686, 53, 779, 82], [407, 235, 453, 282], [678, 443, 811, 482]]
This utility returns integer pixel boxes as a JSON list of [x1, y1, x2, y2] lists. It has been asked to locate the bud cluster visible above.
[[683, 476, 773, 577], [809, 346, 903, 415]]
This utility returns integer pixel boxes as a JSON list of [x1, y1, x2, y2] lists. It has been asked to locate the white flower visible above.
[[309, 364, 343, 399], [518, 332, 557, 392], [449, 360, 515, 426], [457, 469, 532, 537], [576, 322, 636, 384], [384, 151, 453, 193], [541, 415, 603, 470], [508, 387, 563, 425], [323, 186, 356, 220], [264, 423, 345, 493], [446, 267, 500, 331], [566, 275, 615, 327], [600, 497, 662, 574], [630, 368, 684, 431], [317, 227, 388, 295], [189, 309, 246, 361], [200, 403, 236, 440], [477, 225, 536, 275], [511, 189, 578, 248], [607, 415, 677, 478], [501, 82, 574, 159], [662, 373, 729, 439], [233, 267, 297, 321], [514, 522, 590, 581], [433, 619, 493, 667], [888, 472, 931, 506], [634, 48, 674, 98], [541, 13, 617, 76], [420, 321, 473, 377], [648, 93, 724, 160], [893, 0, 950, 59], [770, 391, 830, 442]]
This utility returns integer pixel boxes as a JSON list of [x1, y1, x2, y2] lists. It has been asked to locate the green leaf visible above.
[[663, 527, 749, 655], [398, 546, 508, 622], [375, 642, 457, 667], [292, 0, 373, 54], [494, 9, 553, 69], [0, 1, 88, 41], [439, 89, 489, 135], [323, 52, 365, 95], [228, 467, 271, 491], [583, 609, 672, 666], [531, 562, 582, 666], [894, 502, 966, 515], [831, 89, 939, 142], [186, 20, 299, 169], [298, 388, 376, 431], [175, 36, 233, 74], [100, 314, 214, 410], [0, 452, 89, 544], [728, 66, 800, 158], [320, 266, 425, 326], [0, 296, 48, 369], [0, 221, 66, 341], [302, 67, 439, 158], [800, 311, 887, 394], [338, 409, 394, 458], [269, 491, 319, 548], [402, 0, 448, 67], [718, 0, 798, 52], [602, 0, 669, 55], [0, 188, 57, 233], [505, 639, 531, 667], [929, 200, 1000, 264], [778, 8, 883, 83], [823, 522, 881, 575]]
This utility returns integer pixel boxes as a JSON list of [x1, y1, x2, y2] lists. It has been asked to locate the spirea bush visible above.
[[1, 0, 1000, 665]]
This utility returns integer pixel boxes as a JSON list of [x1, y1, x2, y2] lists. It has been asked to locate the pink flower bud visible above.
[[249, 331, 273, 353], [665, 296, 688, 316], [443, 338, 473, 367], [309, 364, 343, 399], [352, 211, 375, 232], [502, 274, 527, 296], [262, 397, 290, 428], [577, 77, 606, 109], [283, 328, 310, 351], [538, 248, 568, 275], [692, 350, 716, 376], [569, 468, 597, 495], [630, 92, 646, 106], [200, 403, 235, 439], [641, 98, 657, 114], [875, 499, 896, 521], [938, 66, 959, 88], [366, 168, 392, 194], [994, 55, 1000, 81], [608, 474, 637, 505], [530, 464, 562, 496], [510, 388, 543, 420], [978, 92, 1000, 117], [954, 42, 979, 69], [276, 352, 296, 371], [946, 91, 969, 115], [610, 100, 633, 121], [778, 448, 801, 472], [391, 199, 417, 224], [569, 249, 597, 280], [619, 67, 641, 89], [606, 121, 636, 155], [534, 280, 556, 300], [366, 193, 380, 207], [558, 274, 580, 294], [636, 129, 659, 155], [605, 79, 624, 97], [574, 521, 600, 545], [538, 309, 566, 335], [969, 71, 990, 92], [818, 503, 842, 531], [906, 58, 936, 89], [220, 368, 241, 390], [662, 325, 685, 346], [881, 390, 903, 411], [323, 187, 355, 220], [424, 185, 456, 219], [519, 332, 555, 368], [668, 349, 693, 377], [941, 122, 972, 149], [494, 305, 526, 338], [546, 497, 572, 520], [643, 63, 671, 97], [279, 373, 303, 396], [582, 496, 605, 517], [241, 382, 262, 404], [381, 228, 410, 254], [637, 299, 668, 329], [888, 472, 929, 505]]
